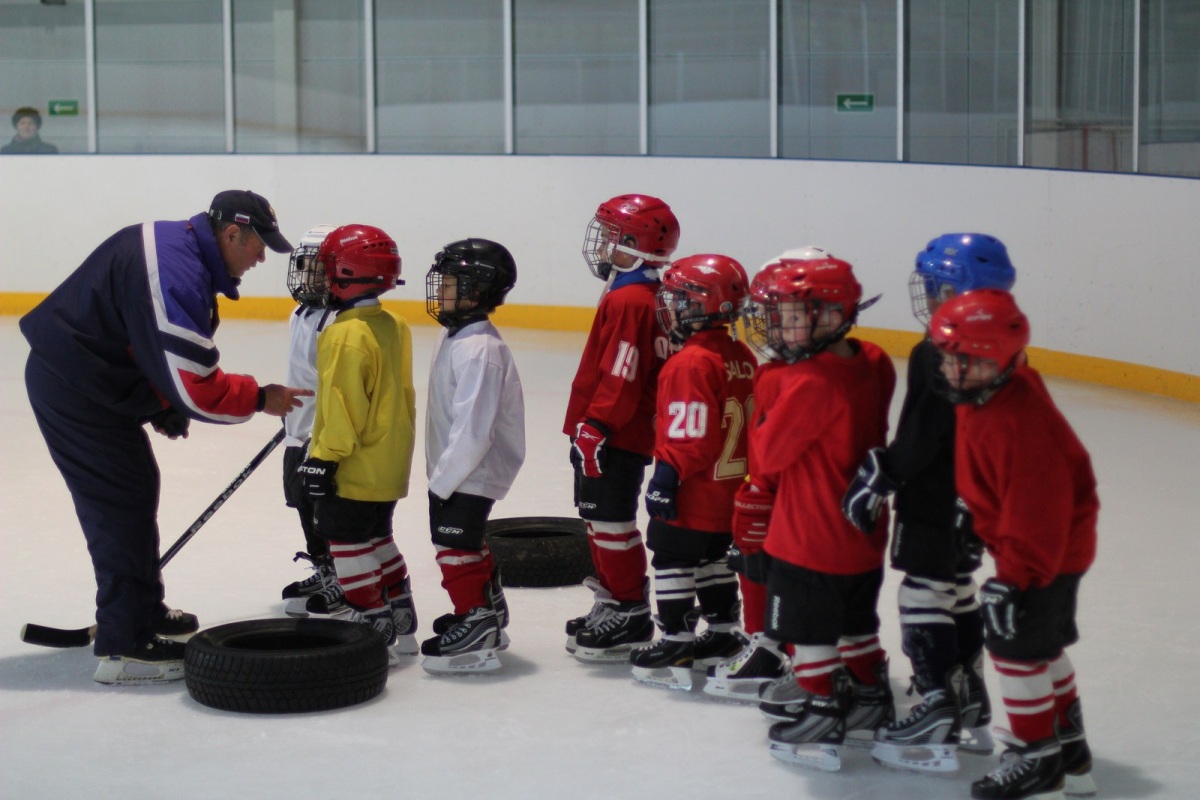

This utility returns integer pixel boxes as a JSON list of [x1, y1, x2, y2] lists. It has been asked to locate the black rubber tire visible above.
[[184, 618, 389, 714], [485, 516, 594, 588]]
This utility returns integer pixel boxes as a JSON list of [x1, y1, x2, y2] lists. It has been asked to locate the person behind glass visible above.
[[842, 233, 1015, 774], [929, 289, 1097, 800], [737, 256, 896, 772], [706, 246, 837, 703], [2, 106, 58, 154], [277, 225, 344, 618], [419, 238, 524, 675], [20, 189, 310, 685], [628, 254, 754, 691], [564, 194, 680, 663], [298, 225, 420, 663]]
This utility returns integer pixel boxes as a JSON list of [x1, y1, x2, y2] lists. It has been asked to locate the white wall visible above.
[[2, 154, 1197, 376]]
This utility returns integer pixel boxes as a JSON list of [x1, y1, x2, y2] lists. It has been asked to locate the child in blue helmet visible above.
[[841, 233, 1015, 773]]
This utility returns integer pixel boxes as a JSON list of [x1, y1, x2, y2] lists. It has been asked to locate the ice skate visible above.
[[389, 576, 419, 657], [759, 672, 808, 721], [960, 652, 996, 754], [280, 552, 335, 600], [691, 625, 747, 671], [1056, 699, 1096, 797], [564, 576, 611, 653], [152, 606, 199, 640], [872, 667, 963, 774], [844, 660, 895, 747], [703, 632, 788, 702], [630, 632, 695, 690], [971, 733, 1066, 800], [94, 636, 186, 685], [573, 598, 654, 663], [286, 581, 350, 619], [767, 674, 850, 773], [421, 606, 502, 674], [434, 611, 511, 650]]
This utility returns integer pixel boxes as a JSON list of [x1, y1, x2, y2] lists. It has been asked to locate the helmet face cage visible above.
[[656, 255, 747, 343], [425, 239, 516, 328], [582, 218, 622, 280], [746, 258, 862, 362], [911, 233, 1016, 326], [287, 243, 329, 307]]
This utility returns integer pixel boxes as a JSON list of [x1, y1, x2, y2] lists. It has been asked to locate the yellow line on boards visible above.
[[3, 291, 1196, 404]]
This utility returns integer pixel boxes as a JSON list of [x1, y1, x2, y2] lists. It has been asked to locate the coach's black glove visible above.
[[147, 407, 190, 439], [300, 458, 337, 499], [841, 447, 896, 533], [979, 578, 1021, 641], [644, 461, 679, 521]]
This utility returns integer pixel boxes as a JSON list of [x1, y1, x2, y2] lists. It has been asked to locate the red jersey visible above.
[[955, 366, 1098, 589], [563, 282, 670, 457], [654, 329, 757, 532], [750, 340, 896, 575]]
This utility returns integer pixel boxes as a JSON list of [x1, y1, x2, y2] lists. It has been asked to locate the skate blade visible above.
[[1064, 772, 1097, 797], [421, 648, 502, 675], [564, 636, 577, 654], [959, 725, 995, 755], [391, 635, 419, 657], [870, 742, 959, 774], [93, 657, 185, 685], [573, 643, 642, 663], [498, 630, 511, 651], [631, 665, 693, 691], [283, 598, 310, 618], [768, 741, 842, 772], [702, 678, 770, 703]]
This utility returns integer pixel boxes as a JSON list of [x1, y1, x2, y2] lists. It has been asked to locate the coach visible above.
[[20, 189, 312, 684]]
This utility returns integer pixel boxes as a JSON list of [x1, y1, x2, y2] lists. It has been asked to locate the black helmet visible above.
[[426, 238, 517, 329]]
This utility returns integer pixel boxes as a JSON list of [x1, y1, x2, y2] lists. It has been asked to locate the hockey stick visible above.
[[19, 428, 286, 649]]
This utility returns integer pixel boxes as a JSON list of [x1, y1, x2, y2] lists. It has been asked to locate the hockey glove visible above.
[[953, 496, 985, 562], [300, 458, 338, 499], [727, 543, 771, 584], [979, 578, 1021, 641], [147, 407, 190, 439], [644, 461, 680, 522], [732, 481, 774, 555], [841, 447, 896, 533], [572, 420, 609, 479]]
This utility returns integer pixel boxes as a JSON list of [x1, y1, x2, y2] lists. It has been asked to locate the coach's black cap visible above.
[[207, 189, 292, 253]]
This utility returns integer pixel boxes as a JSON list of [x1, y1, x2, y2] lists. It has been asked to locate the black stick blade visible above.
[[20, 623, 96, 648]]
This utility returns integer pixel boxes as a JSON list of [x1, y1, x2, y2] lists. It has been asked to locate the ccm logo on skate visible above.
[[437, 526, 464, 536], [579, 502, 596, 510]]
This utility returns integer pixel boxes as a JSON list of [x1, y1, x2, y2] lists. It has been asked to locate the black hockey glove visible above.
[[841, 447, 897, 533], [644, 461, 679, 522], [953, 497, 985, 562], [299, 458, 337, 499], [726, 543, 770, 584], [147, 407, 190, 439], [979, 578, 1021, 641]]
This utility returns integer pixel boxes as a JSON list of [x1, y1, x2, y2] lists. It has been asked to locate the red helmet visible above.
[[582, 194, 680, 279], [928, 288, 1030, 369], [746, 257, 865, 362], [655, 253, 749, 342], [318, 224, 402, 305]]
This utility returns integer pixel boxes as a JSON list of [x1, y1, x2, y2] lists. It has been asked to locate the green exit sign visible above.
[[836, 93, 875, 112], [48, 99, 79, 116]]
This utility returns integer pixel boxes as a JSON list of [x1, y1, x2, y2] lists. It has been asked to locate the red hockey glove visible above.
[[732, 481, 774, 554], [572, 420, 609, 479]]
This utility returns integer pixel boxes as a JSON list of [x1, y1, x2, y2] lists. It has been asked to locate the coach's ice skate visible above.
[[960, 652, 996, 754], [971, 734, 1065, 800], [703, 632, 788, 702], [767, 674, 850, 773], [564, 577, 611, 653], [1056, 699, 1096, 797], [872, 668, 963, 774], [630, 632, 695, 690], [280, 552, 335, 600], [573, 598, 654, 663], [94, 636, 186, 685], [421, 606, 502, 674]]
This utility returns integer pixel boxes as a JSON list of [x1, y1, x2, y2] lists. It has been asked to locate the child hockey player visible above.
[[842, 233, 1014, 773], [280, 224, 344, 617], [738, 256, 896, 772], [629, 254, 754, 690], [564, 194, 680, 662], [929, 289, 1096, 800], [299, 224, 419, 660], [704, 247, 835, 703], [420, 238, 525, 675]]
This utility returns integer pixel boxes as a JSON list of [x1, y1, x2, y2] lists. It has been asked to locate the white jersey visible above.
[[283, 305, 334, 447], [425, 319, 526, 501]]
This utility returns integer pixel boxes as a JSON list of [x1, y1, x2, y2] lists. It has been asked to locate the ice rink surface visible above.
[[1, 317, 1197, 799]]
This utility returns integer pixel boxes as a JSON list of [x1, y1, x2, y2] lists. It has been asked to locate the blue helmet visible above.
[[910, 233, 1016, 326]]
